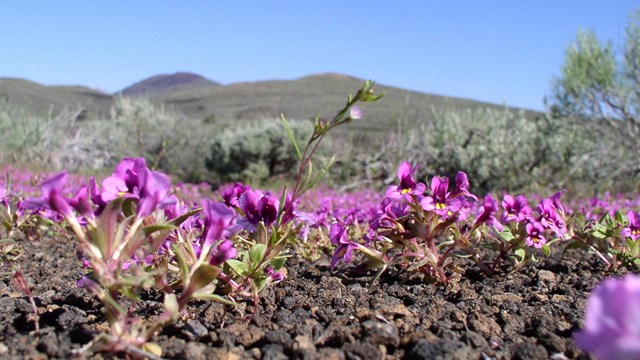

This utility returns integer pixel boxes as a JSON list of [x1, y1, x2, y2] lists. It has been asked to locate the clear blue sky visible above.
[[1, 1, 639, 110]]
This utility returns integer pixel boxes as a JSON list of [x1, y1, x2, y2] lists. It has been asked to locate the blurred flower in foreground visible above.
[[574, 274, 640, 360]]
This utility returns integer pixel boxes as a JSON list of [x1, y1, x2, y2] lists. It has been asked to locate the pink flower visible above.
[[621, 211, 640, 241], [21, 172, 73, 218], [575, 274, 640, 360], [525, 221, 546, 249]]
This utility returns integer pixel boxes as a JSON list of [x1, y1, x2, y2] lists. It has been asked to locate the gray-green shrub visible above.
[[206, 119, 312, 184]]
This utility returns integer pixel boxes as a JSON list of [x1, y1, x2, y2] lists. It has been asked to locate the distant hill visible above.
[[120, 72, 220, 98], [0, 77, 113, 118], [0, 73, 540, 132]]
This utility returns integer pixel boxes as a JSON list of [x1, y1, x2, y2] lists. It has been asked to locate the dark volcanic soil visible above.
[[0, 235, 623, 359]]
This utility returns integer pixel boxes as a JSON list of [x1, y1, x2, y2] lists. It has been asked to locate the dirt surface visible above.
[[0, 234, 625, 360]]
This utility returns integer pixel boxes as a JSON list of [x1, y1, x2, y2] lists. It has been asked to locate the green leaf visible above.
[[142, 224, 176, 237], [407, 257, 430, 272], [189, 264, 220, 293], [280, 114, 302, 161], [541, 244, 551, 257], [256, 222, 268, 245], [168, 208, 201, 228], [249, 244, 267, 267], [191, 291, 237, 306], [164, 293, 179, 318], [615, 210, 627, 225], [226, 259, 249, 276], [255, 277, 268, 291], [172, 244, 190, 282], [514, 248, 526, 262], [270, 256, 287, 270], [498, 228, 516, 243], [122, 198, 137, 218]]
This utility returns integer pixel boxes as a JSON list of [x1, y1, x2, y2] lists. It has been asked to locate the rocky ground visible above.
[[0, 234, 624, 359]]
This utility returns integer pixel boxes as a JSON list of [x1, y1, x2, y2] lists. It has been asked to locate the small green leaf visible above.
[[122, 198, 137, 218], [255, 277, 268, 291], [256, 222, 268, 245], [280, 114, 303, 161], [164, 293, 179, 318], [541, 244, 551, 256], [172, 244, 190, 282], [498, 228, 516, 243], [189, 264, 219, 293], [143, 342, 163, 357], [191, 291, 237, 306], [168, 208, 201, 228], [270, 256, 287, 270], [249, 244, 267, 267], [142, 224, 176, 237], [514, 248, 526, 262], [226, 259, 249, 276]]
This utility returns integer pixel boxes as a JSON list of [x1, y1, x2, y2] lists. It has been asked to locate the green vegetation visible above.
[[547, 9, 640, 191]]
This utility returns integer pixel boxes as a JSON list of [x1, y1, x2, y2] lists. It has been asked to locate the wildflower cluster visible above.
[[330, 162, 570, 282]]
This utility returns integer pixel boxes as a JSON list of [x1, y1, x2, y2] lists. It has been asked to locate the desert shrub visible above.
[[206, 119, 312, 184], [76, 97, 216, 182], [350, 107, 616, 195], [547, 9, 640, 192], [0, 106, 96, 170]]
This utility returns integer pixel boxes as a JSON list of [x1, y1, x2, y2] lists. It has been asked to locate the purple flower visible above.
[[136, 168, 175, 218], [201, 199, 238, 251], [258, 194, 280, 226], [420, 176, 461, 217], [621, 211, 640, 241], [265, 266, 286, 283], [369, 197, 409, 231], [238, 189, 280, 228], [209, 239, 237, 266], [100, 158, 147, 203], [99, 158, 175, 218], [537, 198, 567, 239], [574, 274, 640, 360], [475, 194, 503, 231], [451, 171, 478, 201], [385, 162, 426, 199], [501, 194, 532, 223], [21, 172, 74, 218], [68, 186, 95, 220], [0, 187, 9, 208], [525, 221, 546, 248], [330, 222, 359, 267], [222, 182, 250, 207]]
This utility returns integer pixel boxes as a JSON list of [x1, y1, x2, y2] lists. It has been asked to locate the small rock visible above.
[[362, 320, 400, 347], [406, 339, 476, 360], [468, 313, 501, 337], [491, 293, 522, 304], [281, 296, 296, 310], [0, 343, 7, 354], [182, 342, 206, 360], [537, 269, 556, 284], [293, 335, 316, 357], [36, 331, 59, 357], [512, 341, 548, 360], [183, 319, 208, 340], [262, 344, 287, 360]]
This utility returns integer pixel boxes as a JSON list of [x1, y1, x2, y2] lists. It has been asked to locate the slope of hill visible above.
[[119, 72, 220, 98], [0, 73, 539, 133], [0, 78, 113, 118], [151, 72, 536, 134]]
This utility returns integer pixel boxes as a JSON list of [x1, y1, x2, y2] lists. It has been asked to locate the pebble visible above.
[[362, 320, 400, 347]]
